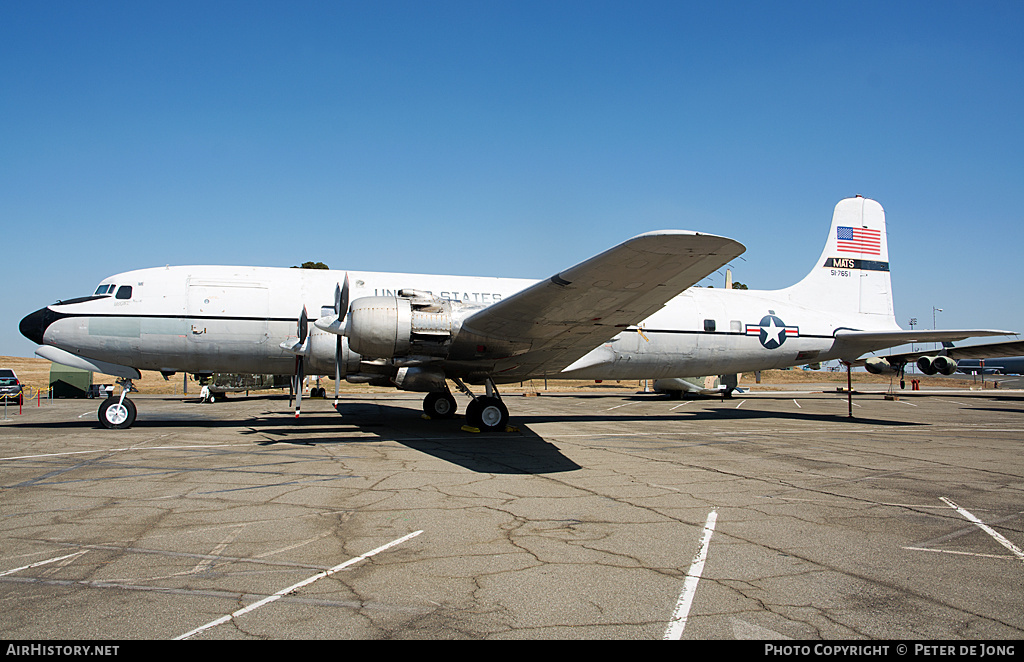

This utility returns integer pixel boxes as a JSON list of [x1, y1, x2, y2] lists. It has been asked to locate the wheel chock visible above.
[[461, 424, 518, 433]]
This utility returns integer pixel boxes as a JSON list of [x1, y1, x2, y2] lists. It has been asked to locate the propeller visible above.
[[278, 307, 309, 419], [333, 274, 349, 405], [294, 306, 309, 418]]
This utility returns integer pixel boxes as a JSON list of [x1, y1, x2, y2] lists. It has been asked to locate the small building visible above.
[[49, 363, 92, 398]]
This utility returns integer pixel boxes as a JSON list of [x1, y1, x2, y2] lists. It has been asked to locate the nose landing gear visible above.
[[98, 378, 137, 429]]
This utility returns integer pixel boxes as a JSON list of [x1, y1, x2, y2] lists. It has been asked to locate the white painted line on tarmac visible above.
[[174, 530, 423, 640], [0, 444, 250, 462], [735, 400, 746, 409], [664, 510, 718, 640], [606, 401, 642, 411], [0, 550, 88, 578], [902, 547, 1017, 561], [941, 498, 1024, 562], [792, 399, 801, 408], [670, 401, 693, 410]]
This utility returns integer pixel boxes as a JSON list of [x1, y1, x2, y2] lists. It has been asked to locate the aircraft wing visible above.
[[848, 336, 1024, 368], [939, 338, 1024, 361], [457, 230, 745, 381]]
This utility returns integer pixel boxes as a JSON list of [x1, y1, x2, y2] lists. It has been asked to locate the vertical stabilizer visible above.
[[779, 197, 896, 323]]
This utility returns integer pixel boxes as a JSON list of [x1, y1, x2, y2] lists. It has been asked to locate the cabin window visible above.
[[703, 319, 716, 332], [731, 320, 742, 333], [94, 284, 114, 295], [115, 286, 133, 300]]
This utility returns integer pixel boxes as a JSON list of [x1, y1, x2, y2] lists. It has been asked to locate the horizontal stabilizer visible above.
[[835, 329, 1013, 346]]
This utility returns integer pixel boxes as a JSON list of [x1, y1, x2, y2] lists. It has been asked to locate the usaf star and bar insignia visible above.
[[746, 314, 799, 350]]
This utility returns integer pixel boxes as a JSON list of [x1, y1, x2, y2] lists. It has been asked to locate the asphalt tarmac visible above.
[[1, 386, 1022, 640]]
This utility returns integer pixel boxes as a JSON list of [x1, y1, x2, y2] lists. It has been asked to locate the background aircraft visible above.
[[857, 338, 1024, 376]]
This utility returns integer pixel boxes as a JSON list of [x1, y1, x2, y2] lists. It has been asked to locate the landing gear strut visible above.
[[98, 378, 137, 429]]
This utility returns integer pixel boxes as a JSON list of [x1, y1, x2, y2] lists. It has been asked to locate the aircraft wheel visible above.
[[466, 396, 508, 431], [423, 392, 457, 419], [98, 396, 137, 429]]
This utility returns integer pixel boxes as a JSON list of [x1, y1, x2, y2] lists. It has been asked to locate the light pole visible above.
[[933, 307, 943, 350]]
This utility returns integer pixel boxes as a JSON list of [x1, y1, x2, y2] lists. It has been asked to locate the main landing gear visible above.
[[421, 377, 510, 432], [98, 378, 137, 429]]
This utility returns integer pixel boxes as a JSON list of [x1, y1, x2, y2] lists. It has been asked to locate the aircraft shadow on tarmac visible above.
[[9, 393, 932, 473], [315, 401, 583, 474], [517, 394, 925, 427], [7, 401, 581, 474]]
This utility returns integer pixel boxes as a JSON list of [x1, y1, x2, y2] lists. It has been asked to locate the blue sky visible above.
[[3, 1, 1022, 358]]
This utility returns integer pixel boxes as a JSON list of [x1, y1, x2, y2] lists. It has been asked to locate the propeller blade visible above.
[[298, 306, 308, 344], [335, 336, 341, 406], [333, 275, 349, 407], [292, 307, 308, 420], [294, 356, 303, 419], [337, 274, 350, 319]]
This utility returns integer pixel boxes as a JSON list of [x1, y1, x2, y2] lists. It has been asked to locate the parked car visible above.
[[0, 369, 23, 406]]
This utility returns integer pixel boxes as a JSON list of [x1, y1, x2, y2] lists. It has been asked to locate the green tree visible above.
[[291, 261, 330, 270]]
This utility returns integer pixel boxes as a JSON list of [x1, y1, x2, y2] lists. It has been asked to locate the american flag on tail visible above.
[[836, 226, 881, 255]]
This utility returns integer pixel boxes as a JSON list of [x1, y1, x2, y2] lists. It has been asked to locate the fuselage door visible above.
[[186, 281, 270, 345]]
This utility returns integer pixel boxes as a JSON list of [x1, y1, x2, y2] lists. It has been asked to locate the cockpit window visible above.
[[115, 286, 133, 300], [94, 284, 115, 295]]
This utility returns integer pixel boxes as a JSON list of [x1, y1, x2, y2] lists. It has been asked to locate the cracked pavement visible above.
[[1, 388, 1022, 639]]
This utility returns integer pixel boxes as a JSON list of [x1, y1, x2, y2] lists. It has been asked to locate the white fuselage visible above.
[[33, 263, 873, 382]]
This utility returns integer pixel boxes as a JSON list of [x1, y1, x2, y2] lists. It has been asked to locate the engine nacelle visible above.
[[345, 292, 461, 360], [917, 355, 957, 376], [305, 330, 361, 377], [864, 357, 898, 374]]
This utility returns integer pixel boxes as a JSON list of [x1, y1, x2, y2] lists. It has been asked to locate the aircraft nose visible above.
[[19, 307, 59, 345]]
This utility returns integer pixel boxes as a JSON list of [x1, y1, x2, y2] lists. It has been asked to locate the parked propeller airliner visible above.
[[20, 196, 1013, 431]]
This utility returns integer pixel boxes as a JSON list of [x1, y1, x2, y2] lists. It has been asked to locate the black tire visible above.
[[465, 396, 508, 431], [423, 392, 457, 419], [98, 396, 137, 429]]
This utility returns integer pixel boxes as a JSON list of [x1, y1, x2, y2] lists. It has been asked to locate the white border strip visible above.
[[941, 498, 1024, 562], [664, 510, 718, 640], [174, 530, 423, 640]]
